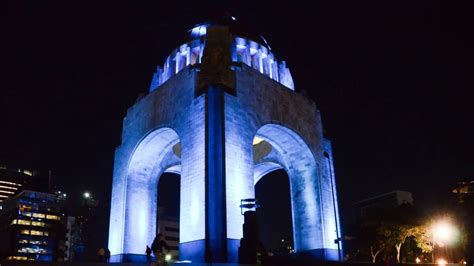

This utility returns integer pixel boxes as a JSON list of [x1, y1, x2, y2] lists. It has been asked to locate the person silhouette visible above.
[[151, 234, 169, 265], [146, 245, 152, 263]]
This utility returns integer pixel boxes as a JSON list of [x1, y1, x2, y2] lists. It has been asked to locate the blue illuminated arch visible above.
[[110, 24, 341, 262], [253, 123, 322, 253], [121, 127, 181, 256], [253, 161, 284, 184]]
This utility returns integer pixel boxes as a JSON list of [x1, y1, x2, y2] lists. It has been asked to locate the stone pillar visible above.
[[205, 85, 227, 262], [195, 26, 236, 263]]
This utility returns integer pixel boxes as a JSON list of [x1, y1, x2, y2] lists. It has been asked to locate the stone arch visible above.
[[253, 161, 284, 185], [123, 127, 181, 255], [253, 123, 322, 253]]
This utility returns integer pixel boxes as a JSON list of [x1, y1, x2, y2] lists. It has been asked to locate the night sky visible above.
[[2, 1, 473, 245]]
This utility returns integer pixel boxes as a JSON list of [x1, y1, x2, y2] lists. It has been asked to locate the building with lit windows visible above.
[[0, 167, 36, 209], [453, 180, 474, 200], [0, 190, 64, 261], [157, 216, 179, 259], [353, 190, 414, 223], [157, 207, 179, 259]]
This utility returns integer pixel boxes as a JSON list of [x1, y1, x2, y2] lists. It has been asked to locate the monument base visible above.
[[109, 254, 148, 263], [179, 239, 240, 263], [179, 239, 206, 262], [295, 248, 340, 261]]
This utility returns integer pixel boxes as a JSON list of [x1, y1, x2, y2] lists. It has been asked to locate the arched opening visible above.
[[252, 124, 322, 255], [255, 169, 294, 257], [122, 127, 182, 256], [157, 172, 181, 260]]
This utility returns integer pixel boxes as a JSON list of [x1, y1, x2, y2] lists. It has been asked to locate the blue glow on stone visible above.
[[260, 35, 271, 51], [224, 94, 255, 241], [253, 124, 341, 259], [235, 37, 246, 47], [109, 128, 182, 257], [189, 24, 209, 38], [179, 116, 206, 244], [112, 26, 341, 262]]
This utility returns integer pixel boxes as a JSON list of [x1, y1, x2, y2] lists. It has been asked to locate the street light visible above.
[[437, 258, 447, 266], [433, 221, 457, 243], [431, 219, 459, 263], [83, 192, 91, 199], [432, 220, 458, 245]]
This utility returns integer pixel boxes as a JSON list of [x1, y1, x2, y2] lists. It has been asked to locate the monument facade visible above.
[[108, 19, 342, 263]]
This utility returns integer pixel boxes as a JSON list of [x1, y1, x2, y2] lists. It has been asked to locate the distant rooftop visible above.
[[0, 166, 34, 177], [353, 190, 414, 206], [453, 180, 474, 194]]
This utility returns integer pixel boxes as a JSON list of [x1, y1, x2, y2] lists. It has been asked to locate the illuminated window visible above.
[[29, 240, 47, 245], [46, 214, 59, 220], [20, 205, 31, 210], [21, 212, 32, 217], [7, 256, 28, 260], [18, 239, 28, 244], [17, 219, 31, 225], [0, 185, 17, 190], [0, 190, 15, 194], [32, 221, 45, 227], [20, 229, 30, 235], [22, 170, 33, 176], [32, 213, 45, 219], [18, 247, 43, 254], [0, 195, 9, 198], [0, 180, 21, 186], [30, 230, 45, 236]]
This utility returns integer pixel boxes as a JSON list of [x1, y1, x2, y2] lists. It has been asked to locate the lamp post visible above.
[[239, 198, 260, 215]]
